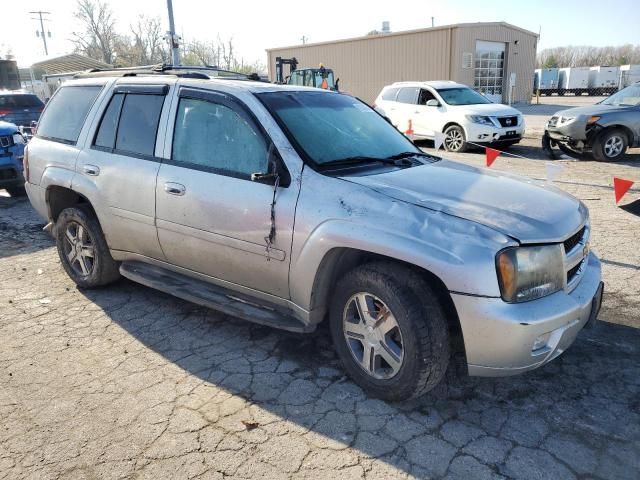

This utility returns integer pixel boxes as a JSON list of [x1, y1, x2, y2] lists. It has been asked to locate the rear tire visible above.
[[592, 128, 628, 162], [444, 125, 468, 153], [329, 262, 450, 401], [55, 206, 121, 288]]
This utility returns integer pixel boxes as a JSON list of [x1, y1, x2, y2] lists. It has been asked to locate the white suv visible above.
[[374, 81, 525, 152]]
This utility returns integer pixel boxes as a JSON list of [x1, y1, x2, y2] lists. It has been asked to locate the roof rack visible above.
[[73, 64, 263, 82]]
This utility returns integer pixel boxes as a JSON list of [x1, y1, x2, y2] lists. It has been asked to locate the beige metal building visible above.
[[266, 22, 538, 104]]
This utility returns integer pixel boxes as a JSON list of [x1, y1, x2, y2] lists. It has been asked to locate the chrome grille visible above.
[[563, 224, 590, 291], [498, 116, 518, 127]]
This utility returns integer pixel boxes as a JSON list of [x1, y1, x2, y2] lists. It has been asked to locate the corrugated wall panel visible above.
[[267, 23, 537, 105]]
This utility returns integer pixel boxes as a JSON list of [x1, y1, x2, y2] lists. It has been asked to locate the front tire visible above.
[[55, 206, 121, 288], [329, 262, 450, 401], [443, 125, 468, 153], [592, 128, 628, 162]]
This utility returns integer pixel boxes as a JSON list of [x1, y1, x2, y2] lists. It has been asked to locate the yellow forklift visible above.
[[275, 57, 339, 91]]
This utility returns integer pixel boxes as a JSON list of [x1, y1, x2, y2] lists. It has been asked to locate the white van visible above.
[[374, 81, 525, 152]]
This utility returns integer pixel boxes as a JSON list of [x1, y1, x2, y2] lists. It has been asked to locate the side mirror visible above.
[[251, 146, 291, 187], [335, 78, 340, 91], [426, 99, 440, 107]]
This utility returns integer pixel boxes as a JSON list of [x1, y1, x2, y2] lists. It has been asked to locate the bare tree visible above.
[[71, 0, 118, 64], [537, 44, 640, 68], [116, 16, 167, 66]]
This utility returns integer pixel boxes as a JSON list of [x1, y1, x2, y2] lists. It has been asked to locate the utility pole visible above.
[[30, 11, 51, 56], [165, 0, 180, 65], [300, 35, 308, 45], [431, 17, 435, 28]]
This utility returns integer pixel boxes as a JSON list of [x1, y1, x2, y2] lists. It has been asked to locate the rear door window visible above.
[[381, 87, 399, 101], [93, 93, 125, 149], [396, 87, 419, 104], [114, 94, 165, 157], [36, 86, 102, 144]]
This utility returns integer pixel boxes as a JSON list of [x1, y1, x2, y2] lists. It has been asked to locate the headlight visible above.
[[496, 245, 564, 303], [12, 133, 25, 145], [559, 116, 575, 124], [467, 115, 495, 126]]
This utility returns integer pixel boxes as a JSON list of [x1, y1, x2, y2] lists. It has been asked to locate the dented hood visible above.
[[340, 160, 587, 243]]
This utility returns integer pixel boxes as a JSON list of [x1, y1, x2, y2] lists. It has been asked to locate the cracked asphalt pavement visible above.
[[1, 150, 639, 479]]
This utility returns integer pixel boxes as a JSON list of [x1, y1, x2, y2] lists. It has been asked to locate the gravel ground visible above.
[[1, 144, 639, 480]]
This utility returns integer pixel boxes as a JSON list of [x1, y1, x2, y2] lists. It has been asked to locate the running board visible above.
[[119, 261, 314, 333]]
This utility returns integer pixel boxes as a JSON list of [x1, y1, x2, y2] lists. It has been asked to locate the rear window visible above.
[[381, 87, 399, 101], [0, 94, 44, 108], [396, 87, 419, 104], [37, 86, 102, 144]]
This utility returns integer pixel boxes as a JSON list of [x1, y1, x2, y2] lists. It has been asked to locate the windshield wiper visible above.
[[386, 151, 440, 163], [317, 156, 407, 170]]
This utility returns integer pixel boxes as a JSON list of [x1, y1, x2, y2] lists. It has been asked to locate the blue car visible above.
[[0, 121, 26, 196], [0, 92, 44, 128]]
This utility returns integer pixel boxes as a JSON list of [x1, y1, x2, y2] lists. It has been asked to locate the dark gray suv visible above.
[[543, 82, 640, 161]]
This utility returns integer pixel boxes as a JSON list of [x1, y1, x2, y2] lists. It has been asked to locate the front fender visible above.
[[289, 213, 512, 312]]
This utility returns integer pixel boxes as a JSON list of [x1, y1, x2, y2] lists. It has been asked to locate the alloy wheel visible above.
[[62, 221, 95, 277], [445, 129, 464, 151], [342, 292, 404, 380], [604, 135, 624, 158]]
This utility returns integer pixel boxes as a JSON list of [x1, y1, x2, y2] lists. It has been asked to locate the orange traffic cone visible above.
[[405, 119, 415, 141], [321, 78, 328, 89]]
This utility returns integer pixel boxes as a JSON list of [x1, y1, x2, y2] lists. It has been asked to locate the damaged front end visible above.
[[542, 115, 602, 159], [0, 121, 26, 193]]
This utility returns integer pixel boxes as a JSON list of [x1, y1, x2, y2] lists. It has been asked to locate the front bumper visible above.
[[465, 123, 525, 144], [453, 252, 602, 376]]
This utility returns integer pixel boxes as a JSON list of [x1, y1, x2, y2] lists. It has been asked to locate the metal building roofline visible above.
[[266, 21, 539, 52]]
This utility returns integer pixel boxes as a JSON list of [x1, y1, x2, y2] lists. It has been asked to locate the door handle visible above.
[[164, 182, 186, 196], [83, 164, 100, 176]]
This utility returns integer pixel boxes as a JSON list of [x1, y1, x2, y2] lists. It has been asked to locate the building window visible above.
[[462, 52, 473, 69]]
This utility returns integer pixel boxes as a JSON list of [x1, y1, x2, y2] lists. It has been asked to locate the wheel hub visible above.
[[342, 292, 404, 380]]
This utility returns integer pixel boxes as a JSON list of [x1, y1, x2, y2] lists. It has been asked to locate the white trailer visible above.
[[588, 66, 619, 95], [558, 67, 590, 96], [533, 68, 559, 95], [619, 64, 640, 89]]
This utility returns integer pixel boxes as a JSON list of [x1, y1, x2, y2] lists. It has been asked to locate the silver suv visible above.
[[24, 69, 603, 401]]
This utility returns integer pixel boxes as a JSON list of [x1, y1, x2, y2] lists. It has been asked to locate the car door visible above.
[[75, 83, 171, 260], [393, 87, 420, 133], [155, 87, 299, 299], [413, 88, 445, 138]]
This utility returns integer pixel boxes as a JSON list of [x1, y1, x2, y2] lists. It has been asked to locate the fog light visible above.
[[532, 332, 551, 352]]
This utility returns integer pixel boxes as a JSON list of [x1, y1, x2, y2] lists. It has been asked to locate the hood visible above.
[[0, 121, 18, 136], [554, 104, 631, 117], [450, 103, 521, 116], [340, 160, 587, 243]]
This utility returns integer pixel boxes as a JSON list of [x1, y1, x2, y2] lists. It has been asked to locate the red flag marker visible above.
[[613, 177, 634, 203], [486, 147, 500, 167]]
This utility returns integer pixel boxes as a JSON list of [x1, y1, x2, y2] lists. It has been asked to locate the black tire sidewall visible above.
[[444, 125, 467, 152], [329, 264, 448, 401], [55, 207, 118, 288], [593, 129, 627, 162]]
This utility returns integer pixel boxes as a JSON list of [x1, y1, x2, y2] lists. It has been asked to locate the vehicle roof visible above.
[[57, 75, 334, 95], [387, 80, 466, 89]]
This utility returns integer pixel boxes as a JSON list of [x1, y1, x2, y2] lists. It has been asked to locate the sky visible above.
[[1, 0, 639, 68]]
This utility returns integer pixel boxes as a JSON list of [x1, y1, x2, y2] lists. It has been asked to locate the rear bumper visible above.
[[453, 252, 602, 376]]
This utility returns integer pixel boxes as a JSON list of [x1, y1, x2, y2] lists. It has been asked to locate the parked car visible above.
[[0, 91, 44, 128], [0, 121, 26, 196], [25, 72, 602, 401], [374, 81, 525, 152], [543, 82, 640, 161]]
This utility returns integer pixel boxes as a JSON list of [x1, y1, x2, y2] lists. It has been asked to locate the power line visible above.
[[30, 11, 51, 56]]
